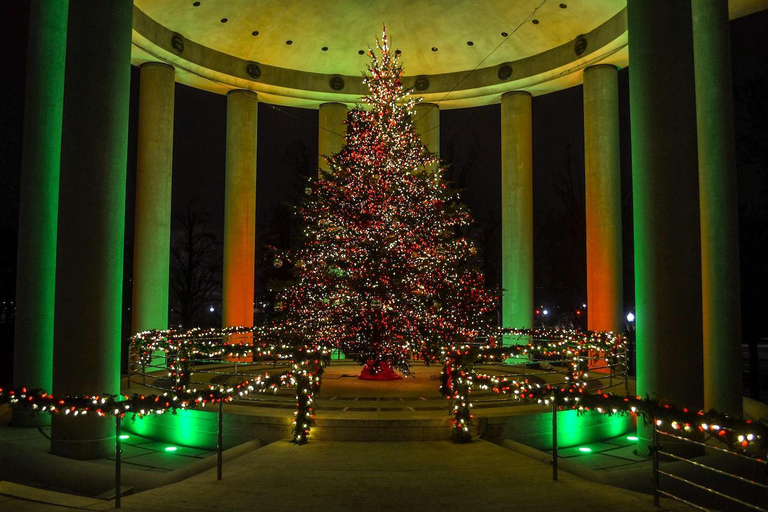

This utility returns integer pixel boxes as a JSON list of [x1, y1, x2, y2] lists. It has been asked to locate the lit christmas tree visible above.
[[268, 29, 497, 379]]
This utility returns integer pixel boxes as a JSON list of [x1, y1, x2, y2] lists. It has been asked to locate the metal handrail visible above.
[[656, 490, 710, 512], [657, 469, 767, 512], [654, 424, 768, 511], [660, 450, 768, 490], [658, 428, 768, 465]]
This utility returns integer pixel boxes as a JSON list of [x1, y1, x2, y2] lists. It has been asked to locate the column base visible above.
[[51, 414, 113, 460], [10, 408, 51, 428]]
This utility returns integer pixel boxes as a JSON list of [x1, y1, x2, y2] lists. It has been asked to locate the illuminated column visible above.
[[414, 103, 440, 156], [500, 92, 533, 335], [583, 65, 622, 333], [222, 90, 258, 329], [628, 0, 703, 452], [52, 0, 133, 459], [692, 0, 742, 415], [13, 1, 69, 407], [318, 102, 347, 174], [132, 63, 175, 335]]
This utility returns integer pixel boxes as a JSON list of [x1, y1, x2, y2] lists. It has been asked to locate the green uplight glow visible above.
[[578, 447, 592, 453], [164, 446, 178, 452], [627, 435, 639, 441], [119, 434, 130, 440]]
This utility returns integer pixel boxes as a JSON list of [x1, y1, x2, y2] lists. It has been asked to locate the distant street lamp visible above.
[[626, 312, 635, 323]]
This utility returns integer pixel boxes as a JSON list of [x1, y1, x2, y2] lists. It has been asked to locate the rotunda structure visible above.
[[12, 0, 767, 458]]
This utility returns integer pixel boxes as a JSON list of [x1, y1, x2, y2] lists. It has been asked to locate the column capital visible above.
[[140, 61, 175, 72], [502, 90, 532, 101], [227, 89, 258, 100], [584, 64, 618, 77]]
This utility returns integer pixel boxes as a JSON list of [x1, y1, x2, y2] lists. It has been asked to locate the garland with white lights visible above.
[[440, 336, 767, 459], [0, 371, 293, 419], [5, 327, 764, 458]]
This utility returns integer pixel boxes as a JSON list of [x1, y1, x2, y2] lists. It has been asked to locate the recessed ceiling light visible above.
[[467, 41, 474, 46], [431, 47, 438, 52], [321, 46, 328, 51], [192, 1, 200, 6], [501, 31, 509, 37], [252, 30, 259, 36], [358, 50, 365, 55], [286, 40, 293, 45], [220, 18, 228, 23], [532, 19, 540, 24], [559, 3, 568, 8]]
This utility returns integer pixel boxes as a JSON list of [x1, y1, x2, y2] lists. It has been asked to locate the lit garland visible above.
[[440, 335, 767, 459], [130, 327, 329, 443], [5, 327, 764, 458], [0, 372, 293, 419]]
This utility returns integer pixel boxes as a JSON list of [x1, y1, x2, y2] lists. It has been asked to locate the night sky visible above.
[[1, 5, 766, 382]]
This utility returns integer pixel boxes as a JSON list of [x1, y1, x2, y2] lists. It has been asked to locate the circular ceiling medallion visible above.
[[170, 33, 184, 55], [246, 63, 261, 79], [498, 64, 513, 81], [329, 76, 345, 91], [414, 76, 430, 91], [574, 37, 588, 56]]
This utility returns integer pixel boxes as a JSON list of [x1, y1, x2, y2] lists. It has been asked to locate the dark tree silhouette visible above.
[[170, 201, 221, 328]]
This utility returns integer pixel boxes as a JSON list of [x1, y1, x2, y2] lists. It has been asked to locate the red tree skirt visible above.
[[358, 360, 402, 380]]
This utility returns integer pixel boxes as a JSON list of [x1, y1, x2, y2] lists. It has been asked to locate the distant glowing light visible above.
[[582, 303, 587, 308], [578, 447, 592, 453], [209, 306, 215, 313], [542, 309, 549, 316], [164, 446, 178, 452], [627, 435, 638, 441], [626, 312, 635, 322], [119, 434, 130, 440]]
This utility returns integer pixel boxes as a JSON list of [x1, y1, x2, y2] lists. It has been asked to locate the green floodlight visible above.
[[627, 435, 639, 441], [119, 434, 130, 440], [164, 446, 178, 452], [578, 446, 592, 453]]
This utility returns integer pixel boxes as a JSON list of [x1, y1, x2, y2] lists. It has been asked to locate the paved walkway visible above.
[[1, 440, 690, 511]]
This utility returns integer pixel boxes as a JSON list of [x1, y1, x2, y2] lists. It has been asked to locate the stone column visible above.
[[628, 0, 703, 453], [52, 0, 133, 459], [583, 65, 623, 333], [500, 92, 533, 336], [692, 0, 742, 416], [414, 103, 440, 157], [132, 63, 175, 336], [222, 90, 258, 329], [13, 1, 69, 408], [318, 102, 347, 174]]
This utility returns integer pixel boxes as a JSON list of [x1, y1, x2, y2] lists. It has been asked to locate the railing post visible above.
[[552, 398, 558, 481], [624, 337, 630, 396], [217, 399, 224, 481], [653, 419, 660, 507], [115, 414, 122, 508], [126, 341, 132, 390]]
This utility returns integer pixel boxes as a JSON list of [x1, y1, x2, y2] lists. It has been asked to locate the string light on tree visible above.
[[263, 27, 497, 382]]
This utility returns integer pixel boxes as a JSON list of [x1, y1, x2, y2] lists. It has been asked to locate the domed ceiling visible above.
[[131, 0, 768, 108]]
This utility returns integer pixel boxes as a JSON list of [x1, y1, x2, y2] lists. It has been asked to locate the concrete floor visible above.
[[1, 440, 690, 511]]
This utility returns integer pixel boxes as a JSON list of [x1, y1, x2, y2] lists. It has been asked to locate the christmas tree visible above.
[[268, 29, 497, 379]]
